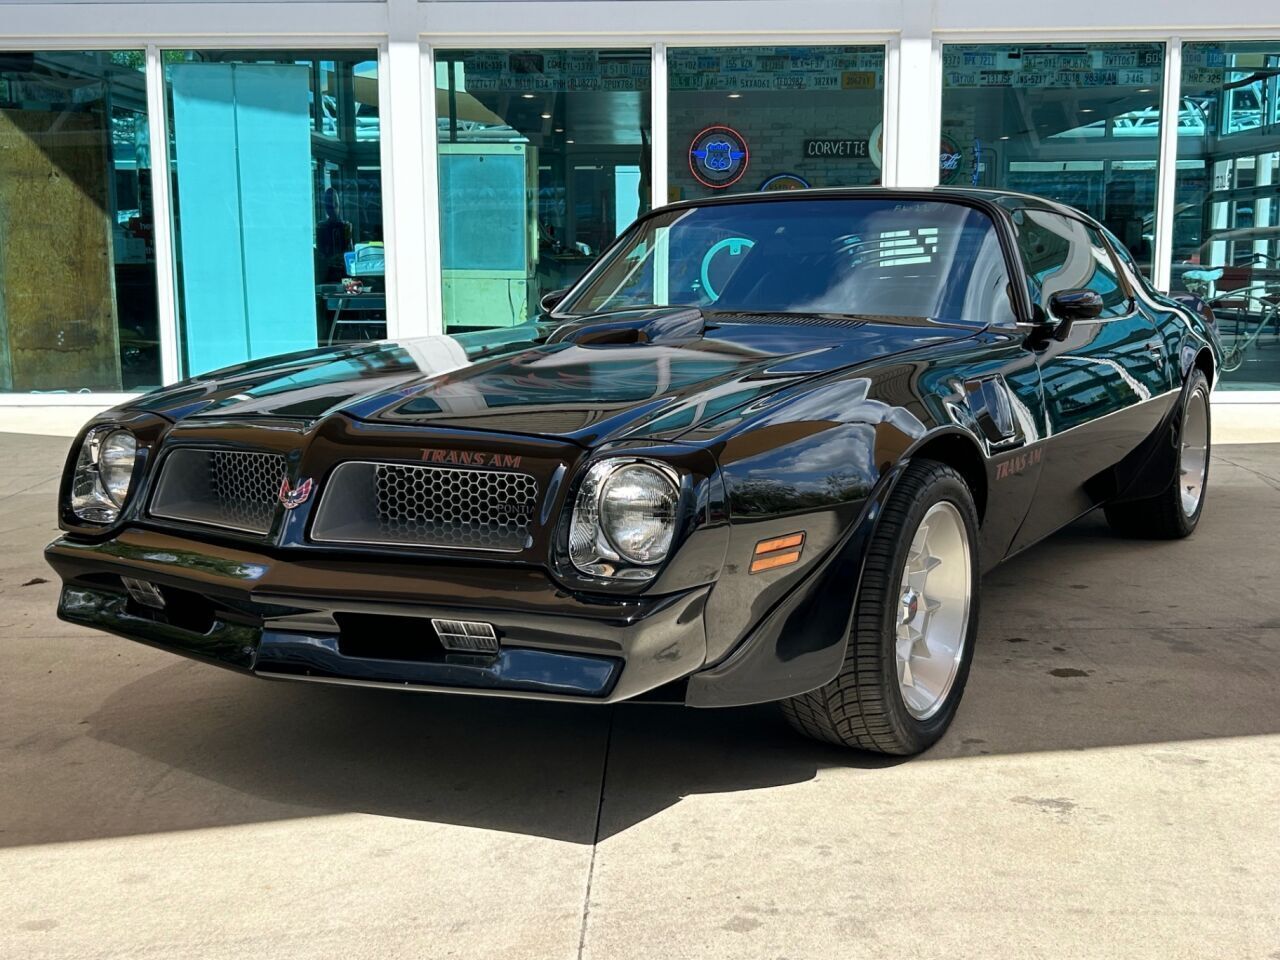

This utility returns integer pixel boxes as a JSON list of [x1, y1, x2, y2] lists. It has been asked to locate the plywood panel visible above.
[[0, 108, 121, 392]]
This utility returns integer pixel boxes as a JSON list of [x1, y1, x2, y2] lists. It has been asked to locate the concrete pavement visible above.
[[1, 430, 1277, 959]]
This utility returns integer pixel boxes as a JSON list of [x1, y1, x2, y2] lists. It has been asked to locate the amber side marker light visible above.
[[750, 532, 805, 574]]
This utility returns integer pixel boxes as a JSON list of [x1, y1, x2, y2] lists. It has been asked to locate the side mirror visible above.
[[1043, 288, 1104, 341], [539, 288, 569, 314]]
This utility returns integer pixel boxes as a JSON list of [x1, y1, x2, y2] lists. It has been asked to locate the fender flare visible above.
[[685, 462, 908, 708]]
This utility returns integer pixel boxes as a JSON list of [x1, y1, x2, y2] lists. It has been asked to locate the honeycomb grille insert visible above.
[[149, 448, 288, 536], [311, 461, 540, 552]]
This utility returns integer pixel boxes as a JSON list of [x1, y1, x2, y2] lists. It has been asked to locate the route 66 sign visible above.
[[689, 125, 749, 190]]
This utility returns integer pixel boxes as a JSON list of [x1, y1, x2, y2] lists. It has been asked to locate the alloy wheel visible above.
[[895, 500, 972, 720]]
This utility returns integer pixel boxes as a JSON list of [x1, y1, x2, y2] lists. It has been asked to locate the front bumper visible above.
[[45, 529, 709, 702]]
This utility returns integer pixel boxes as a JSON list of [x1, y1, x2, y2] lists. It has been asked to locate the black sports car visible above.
[[45, 189, 1221, 755]]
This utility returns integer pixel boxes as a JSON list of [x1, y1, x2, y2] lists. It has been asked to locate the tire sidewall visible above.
[[1176, 371, 1212, 533], [871, 466, 981, 753]]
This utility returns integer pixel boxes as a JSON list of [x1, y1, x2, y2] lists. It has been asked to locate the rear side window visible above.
[[1013, 210, 1131, 320], [1101, 226, 1158, 297]]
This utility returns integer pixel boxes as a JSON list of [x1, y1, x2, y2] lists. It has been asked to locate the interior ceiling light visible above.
[[521, 93, 535, 99], [728, 93, 742, 99], [541, 112, 552, 119]]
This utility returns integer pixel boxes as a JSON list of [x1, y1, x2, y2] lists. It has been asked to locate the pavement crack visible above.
[[0, 473, 61, 503], [576, 706, 615, 960], [1214, 454, 1280, 491]]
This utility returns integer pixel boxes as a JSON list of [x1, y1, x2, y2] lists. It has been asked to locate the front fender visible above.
[[685, 463, 906, 707]]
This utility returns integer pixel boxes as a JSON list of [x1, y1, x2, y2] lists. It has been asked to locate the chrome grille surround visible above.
[[149, 448, 288, 536], [311, 460, 540, 552]]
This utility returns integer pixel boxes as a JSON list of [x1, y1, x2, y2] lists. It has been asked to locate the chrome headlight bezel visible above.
[[568, 458, 681, 581], [69, 426, 138, 524]]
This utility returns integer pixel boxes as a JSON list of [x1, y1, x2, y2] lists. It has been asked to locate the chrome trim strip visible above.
[[255, 670, 618, 704]]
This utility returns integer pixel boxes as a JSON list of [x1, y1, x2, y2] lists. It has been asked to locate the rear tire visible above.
[[1104, 369, 1210, 540], [781, 459, 979, 755]]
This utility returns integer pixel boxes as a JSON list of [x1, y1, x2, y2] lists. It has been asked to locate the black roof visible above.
[[656, 186, 1093, 223]]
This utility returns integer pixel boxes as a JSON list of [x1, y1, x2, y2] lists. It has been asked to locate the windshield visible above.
[[559, 197, 1017, 327]]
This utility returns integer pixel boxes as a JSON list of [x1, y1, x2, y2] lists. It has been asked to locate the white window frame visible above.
[[420, 32, 895, 335]]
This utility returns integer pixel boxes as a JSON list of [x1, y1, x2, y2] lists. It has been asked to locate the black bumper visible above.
[[45, 529, 710, 703]]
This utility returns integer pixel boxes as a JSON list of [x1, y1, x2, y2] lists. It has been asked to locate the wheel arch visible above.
[[903, 428, 989, 524], [1191, 345, 1215, 389]]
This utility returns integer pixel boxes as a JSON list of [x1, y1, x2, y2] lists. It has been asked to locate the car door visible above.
[[1009, 209, 1173, 551]]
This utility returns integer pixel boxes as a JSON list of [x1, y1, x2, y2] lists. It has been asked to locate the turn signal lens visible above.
[[750, 532, 805, 574]]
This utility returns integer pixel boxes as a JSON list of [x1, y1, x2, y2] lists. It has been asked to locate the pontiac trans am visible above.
[[45, 189, 1221, 755]]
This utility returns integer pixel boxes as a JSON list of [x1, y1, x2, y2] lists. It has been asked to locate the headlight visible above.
[[98, 431, 137, 506], [569, 459, 680, 580], [70, 426, 137, 523]]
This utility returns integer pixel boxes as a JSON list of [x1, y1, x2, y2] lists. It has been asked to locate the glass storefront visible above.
[[0, 51, 159, 393], [941, 43, 1165, 277], [434, 49, 651, 332], [667, 46, 886, 201], [163, 50, 383, 375], [4, 34, 1280, 401], [1171, 42, 1280, 390]]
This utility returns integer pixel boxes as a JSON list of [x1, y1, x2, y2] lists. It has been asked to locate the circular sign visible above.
[[689, 125, 750, 190], [939, 134, 963, 185], [759, 173, 810, 192]]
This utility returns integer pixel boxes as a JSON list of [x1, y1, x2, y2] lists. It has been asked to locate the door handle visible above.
[[1146, 341, 1166, 358]]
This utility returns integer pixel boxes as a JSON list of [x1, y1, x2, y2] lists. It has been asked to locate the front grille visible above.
[[149, 448, 287, 536], [311, 461, 540, 552]]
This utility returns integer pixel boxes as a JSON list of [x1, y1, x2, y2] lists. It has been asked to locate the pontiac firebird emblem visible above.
[[278, 476, 314, 509]]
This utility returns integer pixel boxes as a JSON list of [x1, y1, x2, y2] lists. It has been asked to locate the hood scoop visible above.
[[546, 308, 706, 346]]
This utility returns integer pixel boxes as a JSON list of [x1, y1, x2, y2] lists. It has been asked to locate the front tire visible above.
[[1104, 368, 1211, 539], [781, 459, 980, 755]]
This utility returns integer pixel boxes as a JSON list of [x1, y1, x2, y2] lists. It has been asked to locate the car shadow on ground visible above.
[[20, 448, 1280, 846]]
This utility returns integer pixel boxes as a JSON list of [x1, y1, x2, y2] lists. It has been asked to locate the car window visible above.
[[561, 198, 1018, 328], [1101, 226, 1158, 297], [1013, 210, 1131, 320]]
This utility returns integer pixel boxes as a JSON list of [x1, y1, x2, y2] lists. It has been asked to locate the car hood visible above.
[[125, 309, 981, 445]]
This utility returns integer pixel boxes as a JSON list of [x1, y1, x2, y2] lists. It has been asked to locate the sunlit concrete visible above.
[[1, 431, 1277, 959]]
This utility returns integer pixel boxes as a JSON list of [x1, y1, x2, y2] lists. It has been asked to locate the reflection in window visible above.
[[164, 50, 384, 377], [941, 43, 1164, 277], [0, 50, 159, 392], [561, 198, 1016, 327], [667, 46, 886, 201], [434, 49, 652, 332], [1171, 42, 1280, 390], [1012, 210, 1129, 318]]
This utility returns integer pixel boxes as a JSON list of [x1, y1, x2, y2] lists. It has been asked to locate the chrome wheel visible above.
[[895, 501, 972, 720], [1179, 387, 1209, 518]]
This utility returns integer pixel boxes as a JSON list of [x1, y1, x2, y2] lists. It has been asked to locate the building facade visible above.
[[2, 0, 1279, 408]]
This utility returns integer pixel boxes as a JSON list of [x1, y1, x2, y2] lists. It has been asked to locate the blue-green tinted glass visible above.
[[941, 43, 1164, 277], [668, 46, 886, 200], [164, 50, 383, 377], [1172, 42, 1280, 391], [435, 49, 652, 333], [561, 198, 1015, 327], [0, 50, 159, 393]]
